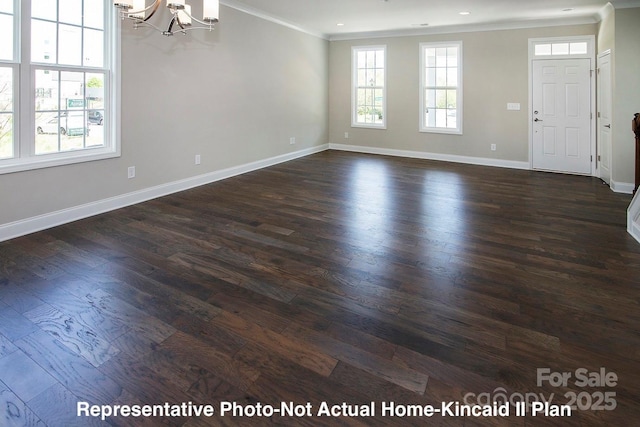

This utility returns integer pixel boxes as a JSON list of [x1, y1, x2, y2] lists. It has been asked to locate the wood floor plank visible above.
[[211, 311, 339, 377], [27, 383, 110, 427], [0, 350, 58, 403], [23, 303, 120, 368], [0, 381, 45, 427], [16, 330, 123, 405]]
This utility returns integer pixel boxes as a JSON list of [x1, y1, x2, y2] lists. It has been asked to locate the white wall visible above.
[[329, 24, 597, 165], [0, 5, 329, 230]]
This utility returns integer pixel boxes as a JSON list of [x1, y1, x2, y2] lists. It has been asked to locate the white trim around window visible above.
[[351, 45, 387, 129], [0, 0, 120, 175], [419, 41, 463, 135]]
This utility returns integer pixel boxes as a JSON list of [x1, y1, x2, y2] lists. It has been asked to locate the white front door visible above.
[[597, 52, 612, 185], [532, 59, 592, 174]]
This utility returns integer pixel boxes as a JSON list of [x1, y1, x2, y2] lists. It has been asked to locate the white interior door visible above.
[[597, 52, 612, 185], [532, 59, 592, 174]]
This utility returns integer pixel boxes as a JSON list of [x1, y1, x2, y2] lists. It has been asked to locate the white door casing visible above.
[[597, 51, 612, 185], [532, 59, 592, 175]]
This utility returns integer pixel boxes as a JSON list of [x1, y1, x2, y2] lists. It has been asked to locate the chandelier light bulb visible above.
[[113, 0, 219, 35]]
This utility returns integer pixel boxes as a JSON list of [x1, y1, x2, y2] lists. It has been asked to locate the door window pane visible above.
[[535, 44, 551, 56], [570, 42, 588, 55], [551, 43, 569, 55]]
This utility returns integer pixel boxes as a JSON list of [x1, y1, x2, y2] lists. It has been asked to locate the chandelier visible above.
[[113, 0, 219, 36]]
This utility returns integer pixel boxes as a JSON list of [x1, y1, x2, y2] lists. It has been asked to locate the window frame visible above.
[[0, 0, 120, 175], [419, 41, 463, 135], [351, 45, 387, 130]]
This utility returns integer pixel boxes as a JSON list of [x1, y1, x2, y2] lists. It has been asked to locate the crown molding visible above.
[[329, 15, 599, 42], [218, 0, 640, 43], [610, 0, 640, 9], [598, 2, 616, 21], [220, 0, 329, 40]]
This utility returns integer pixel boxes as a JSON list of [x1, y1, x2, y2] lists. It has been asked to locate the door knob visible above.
[[604, 124, 611, 128], [534, 118, 543, 122]]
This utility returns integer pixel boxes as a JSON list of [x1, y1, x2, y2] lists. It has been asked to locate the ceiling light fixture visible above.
[[113, 0, 219, 36], [459, 11, 471, 15]]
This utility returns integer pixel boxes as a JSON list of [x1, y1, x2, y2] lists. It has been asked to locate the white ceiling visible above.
[[221, 0, 640, 39]]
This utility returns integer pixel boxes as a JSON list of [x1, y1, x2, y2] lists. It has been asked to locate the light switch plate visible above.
[[507, 103, 521, 111]]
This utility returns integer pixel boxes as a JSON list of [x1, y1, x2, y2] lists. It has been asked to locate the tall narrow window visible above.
[[352, 45, 386, 129], [420, 41, 462, 134]]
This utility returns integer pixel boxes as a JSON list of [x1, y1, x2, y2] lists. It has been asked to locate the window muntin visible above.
[[420, 42, 462, 134], [352, 46, 386, 129], [1, 0, 117, 174]]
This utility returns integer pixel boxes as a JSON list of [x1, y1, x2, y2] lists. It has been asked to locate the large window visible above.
[[0, 0, 118, 174], [352, 45, 386, 129], [420, 41, 462, 134]]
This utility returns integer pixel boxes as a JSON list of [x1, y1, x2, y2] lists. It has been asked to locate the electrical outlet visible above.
[[344, 132, 349, 139], [127, 166, 136, 179], [195, 154, 201, 165], [290, 137, 296, 145], [491, 144, 497, 151]]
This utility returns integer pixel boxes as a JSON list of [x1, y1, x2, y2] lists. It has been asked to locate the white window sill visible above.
[[0, 148, 120, 175]]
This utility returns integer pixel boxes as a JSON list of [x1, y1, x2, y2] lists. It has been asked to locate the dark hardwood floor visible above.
[[1, 151, 639, 426]]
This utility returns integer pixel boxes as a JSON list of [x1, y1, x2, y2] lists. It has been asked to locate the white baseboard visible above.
[[329, 143, 530, 170], [628, 191, 640, 245], [0, 144, 329, 243], [611, 180, 636, 195]]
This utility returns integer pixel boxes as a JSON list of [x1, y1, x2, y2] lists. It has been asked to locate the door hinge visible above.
[[598, 155, 601, 161], [591, 155, 593, 162], [598, 112, 601, 118], [591, 113, 593, 120]]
